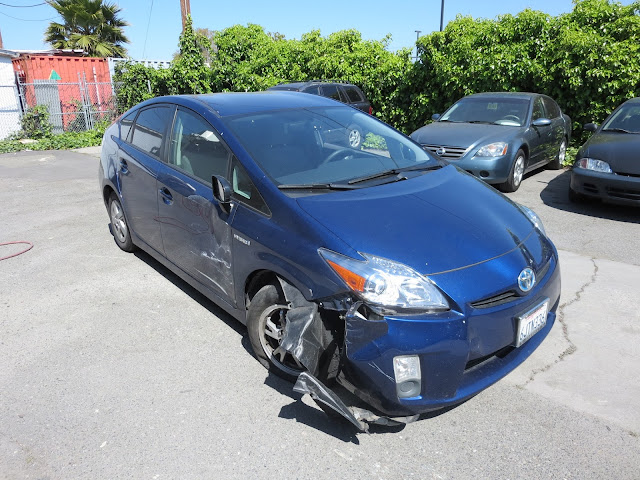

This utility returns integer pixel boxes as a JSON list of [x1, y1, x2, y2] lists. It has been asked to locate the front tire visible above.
[[247, 284, 306, 382], [499, 149, 526, 193], [108, 193, 135, 252]]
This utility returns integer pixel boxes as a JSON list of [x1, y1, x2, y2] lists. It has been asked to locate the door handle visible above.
[[159, 187, 173, 205], [119, 158, 129, 175]]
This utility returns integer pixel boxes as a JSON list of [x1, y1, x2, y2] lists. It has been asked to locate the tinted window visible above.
[[131, 106, 173, 157], [532, 98, 545, 121], [322, 85, 342, 101], [120, 110, 136, 142], [542, 97, 560, 118], [231, 157, 269, 215], [302, 86, 321, 95], [344, 86, 363, 103], [169, 108, 229, 183]]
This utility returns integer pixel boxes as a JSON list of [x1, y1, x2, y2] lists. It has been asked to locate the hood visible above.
[[581, 132, 640, 173], [410, 122, 522, 149], [297, 165, 537, 275]]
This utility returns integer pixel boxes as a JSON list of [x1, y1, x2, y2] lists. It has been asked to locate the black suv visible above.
[[268, 80, 372, 115]]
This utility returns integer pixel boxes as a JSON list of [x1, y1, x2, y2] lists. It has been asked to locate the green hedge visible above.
[[113, 0, 640, 145]]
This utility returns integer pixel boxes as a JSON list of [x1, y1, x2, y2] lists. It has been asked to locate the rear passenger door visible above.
[[541, 96, 565, 161], [118, 104, 174, 254], [156, 107, 236, 305]]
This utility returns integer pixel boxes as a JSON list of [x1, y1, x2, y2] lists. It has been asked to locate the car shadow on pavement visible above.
[[133, 250, 246, 336], [539, 169, 640, 224]]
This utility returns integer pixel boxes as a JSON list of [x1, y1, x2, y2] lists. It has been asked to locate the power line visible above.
[[142, 0, 154, 59], [0, 9, 54, 20], [0, 1, 47, 6]]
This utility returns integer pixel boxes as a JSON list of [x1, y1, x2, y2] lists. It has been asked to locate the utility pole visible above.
[[439, 0, 445, 32], [180, 0, 191, 32]]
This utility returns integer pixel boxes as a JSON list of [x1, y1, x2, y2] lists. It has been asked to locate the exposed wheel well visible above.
[[103, 185, 116, 207]]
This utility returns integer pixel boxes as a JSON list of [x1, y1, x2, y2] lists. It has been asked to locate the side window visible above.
[[531, 98, 545, 121], [231, 157, 270, 215], [344, 86, 363, 103], [322, 85, 342, 102], [120, 110, 137, 142], [302, 86, 321, 95], [169, 108, 230, 183], [542, 97, 560, 119], [130, 106, 173, 157]]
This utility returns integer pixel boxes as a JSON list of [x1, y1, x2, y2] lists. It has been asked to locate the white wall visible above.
[[0, 56, 21, 140]]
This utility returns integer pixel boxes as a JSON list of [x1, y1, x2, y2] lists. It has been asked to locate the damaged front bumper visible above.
[[280, 257, 561, 431]]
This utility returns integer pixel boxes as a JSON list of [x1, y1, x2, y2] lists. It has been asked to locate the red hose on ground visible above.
[[0, 241, 34, 261]]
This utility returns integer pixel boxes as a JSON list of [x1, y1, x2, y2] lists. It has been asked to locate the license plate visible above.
[[515, 299, 549, 347]]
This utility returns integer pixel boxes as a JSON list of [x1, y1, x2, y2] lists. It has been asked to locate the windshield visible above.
[[223, 106, 438, 187], [440, 97, 530, 126], [602, 103, 640, 133]]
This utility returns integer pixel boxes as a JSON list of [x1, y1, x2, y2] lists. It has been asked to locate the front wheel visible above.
[[247, 284, 306, 382], [499, 149, 526, 193]]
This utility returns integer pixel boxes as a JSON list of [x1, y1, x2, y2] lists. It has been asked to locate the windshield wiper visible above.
[[278, 183, 356, 190], [467, 120, 493, 124], [603, 127, 632, 133], [348, 164, 442, 185]]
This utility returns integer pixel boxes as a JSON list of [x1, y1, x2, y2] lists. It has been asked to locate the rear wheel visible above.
[[108, 193, 135, 252], [499, 149, 526, 192], [247, 284, 306, 382], [548, 139, 566, 170]]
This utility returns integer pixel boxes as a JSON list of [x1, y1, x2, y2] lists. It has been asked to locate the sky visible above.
[[0, 0, 633, 60]]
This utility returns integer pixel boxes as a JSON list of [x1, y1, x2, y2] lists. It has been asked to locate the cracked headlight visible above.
[[519, 204, 547, 237], [319, 248, 449, 314], [575, 158, 613, 173], [475, 142, 508, 157]]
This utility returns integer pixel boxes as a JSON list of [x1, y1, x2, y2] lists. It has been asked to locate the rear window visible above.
[[344, 86, 364, 103]]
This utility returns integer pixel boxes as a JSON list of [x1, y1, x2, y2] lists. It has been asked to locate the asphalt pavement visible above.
[[1, 148, 639, 479]]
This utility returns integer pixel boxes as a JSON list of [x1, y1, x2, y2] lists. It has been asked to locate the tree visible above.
[[45, 0, 129, 58]]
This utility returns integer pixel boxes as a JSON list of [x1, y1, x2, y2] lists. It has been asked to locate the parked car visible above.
[[268, 80, 371, 148], [569, 97, 640, 205], [410, 92, 571, 192], [100, 91, 560, 431]]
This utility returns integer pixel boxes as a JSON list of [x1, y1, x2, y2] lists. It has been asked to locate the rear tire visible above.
[[247, 284, 306, 382], [548, 139, 566, 170], [499, 149, 526, 193], [108, 193, 135, 252]]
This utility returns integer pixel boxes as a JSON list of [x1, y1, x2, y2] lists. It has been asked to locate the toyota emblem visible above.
[[518, 268, 536, 292]]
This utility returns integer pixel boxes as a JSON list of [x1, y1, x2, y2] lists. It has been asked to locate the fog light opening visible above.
[[393, 355, 422, 398], [480, 170, 490, 178]]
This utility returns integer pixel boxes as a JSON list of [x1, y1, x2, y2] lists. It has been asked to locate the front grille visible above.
[[470, 291, 519, 309], [606, 187, 640, 200], [422, 144, 467, 160], [470, 260, 552, 310]]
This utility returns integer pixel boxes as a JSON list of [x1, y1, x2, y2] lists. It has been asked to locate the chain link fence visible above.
[[0, 75, 122, 140]]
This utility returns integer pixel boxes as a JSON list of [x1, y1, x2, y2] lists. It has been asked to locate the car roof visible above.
[[141, 91, 343, 117], [465, 92, 538, 100]]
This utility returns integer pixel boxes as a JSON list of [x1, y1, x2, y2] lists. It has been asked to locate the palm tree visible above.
[[45, 0, 130, 58]]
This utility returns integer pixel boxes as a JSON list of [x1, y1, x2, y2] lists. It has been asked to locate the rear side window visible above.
[[322, 85, 343, 102], [542, 97, 561, 119], [120, 110, 136, 142], [131, 106, 174, 158], [343, 86, 364, 103], [302, 86, 321, 95]]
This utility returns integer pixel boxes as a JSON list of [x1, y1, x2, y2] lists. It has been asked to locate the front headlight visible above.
[[319, 248, 449, 314], [575, 157, 613, 173], [475, 142, 508, 157], [518, 204, 547, 237]]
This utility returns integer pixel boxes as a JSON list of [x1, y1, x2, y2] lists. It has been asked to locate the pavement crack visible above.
[[520, 257, 598, 387]]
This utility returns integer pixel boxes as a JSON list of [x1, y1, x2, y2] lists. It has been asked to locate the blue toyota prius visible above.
[[99, 91, 561, 431]]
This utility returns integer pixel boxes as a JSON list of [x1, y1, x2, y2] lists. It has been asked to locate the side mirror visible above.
[[431, 113, 441, 121], [532, 118, 552, 127], [584, 123, 598, 132], [212, 175, 232, 205]]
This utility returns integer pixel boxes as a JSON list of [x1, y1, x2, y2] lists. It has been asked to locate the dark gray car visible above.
[[411, 92, 571, 192], [569, 97, 640, 205]]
